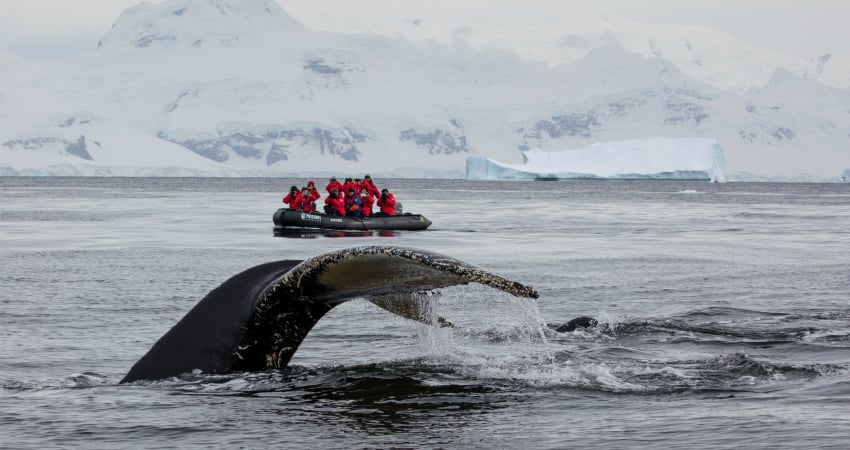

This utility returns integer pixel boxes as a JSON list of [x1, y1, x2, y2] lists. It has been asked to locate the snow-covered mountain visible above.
[[337, 11, 850, 94], [1, 0, 848, 180]]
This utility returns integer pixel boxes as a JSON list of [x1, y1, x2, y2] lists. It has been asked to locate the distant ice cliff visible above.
[[466, 138, 726, 182]]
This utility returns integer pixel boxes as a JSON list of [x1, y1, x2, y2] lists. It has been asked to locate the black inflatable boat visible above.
[[273, 208, 432, 232]]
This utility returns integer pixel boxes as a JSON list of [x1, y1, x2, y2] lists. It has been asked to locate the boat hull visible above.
[[273, 209, 432, 231]]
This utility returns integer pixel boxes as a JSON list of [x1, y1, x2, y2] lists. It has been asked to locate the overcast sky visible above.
[[1, 0, 848, 59]]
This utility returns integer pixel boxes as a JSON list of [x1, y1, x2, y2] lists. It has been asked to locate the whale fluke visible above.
[[122, 246, 538, 383]]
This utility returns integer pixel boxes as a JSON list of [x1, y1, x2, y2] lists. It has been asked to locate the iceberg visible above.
[[843, 169, 850, 183], [467, 138, 726, 182]]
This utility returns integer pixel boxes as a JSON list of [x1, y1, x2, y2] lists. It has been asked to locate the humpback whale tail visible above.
[[122, 246, 538, 383]]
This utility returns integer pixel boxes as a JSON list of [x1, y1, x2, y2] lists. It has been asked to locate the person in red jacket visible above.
[[362, 175, 380, 199], [306, 181, 321, 203], [325, 177, 342, 194], [282, 185, 301, 209], [341, 177, 356, 195], [375, 188, 396, 216], [306, 180, 321, 201], [359, 187, 373, 217], [295, 187, 316, 212], [324, 188, 345, 216]]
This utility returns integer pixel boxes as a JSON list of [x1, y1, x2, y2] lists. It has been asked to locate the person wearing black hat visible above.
[[362, 175, 380, 199], [282, 185, 301, 209], [324, 187, 345, 216], [342, 177, 356, 195], [375, 188, 396, 216], [344, 188, 362, 217]]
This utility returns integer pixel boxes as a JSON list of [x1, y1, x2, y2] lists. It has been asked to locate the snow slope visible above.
[[322, 10, 850, 93], [0, 0, 848, 180]]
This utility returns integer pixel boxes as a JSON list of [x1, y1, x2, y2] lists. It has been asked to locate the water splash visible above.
[[408, 285, 560, 383], [2, 372, 113, 391]]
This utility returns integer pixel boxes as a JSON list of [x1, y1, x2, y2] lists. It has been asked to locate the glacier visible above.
[[466, 138, 726, 182]]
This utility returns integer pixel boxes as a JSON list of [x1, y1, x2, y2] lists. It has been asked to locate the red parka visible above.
[[324, 193, 345, 215], [377, 193, 396, 215], [341, 181, 357, 195], [283, 192, 301, 209], [295, 191, 316, 212], [325, 180, 343, 194], [361, 180, 380, 199], [359, 192, 373, 217], [307, 188, 321, 202]]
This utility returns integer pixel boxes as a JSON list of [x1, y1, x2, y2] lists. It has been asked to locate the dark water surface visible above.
[[2, 177, 849, 448]]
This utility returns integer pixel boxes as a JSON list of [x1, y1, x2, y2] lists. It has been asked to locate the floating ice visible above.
[[467, 138, 726, 182]]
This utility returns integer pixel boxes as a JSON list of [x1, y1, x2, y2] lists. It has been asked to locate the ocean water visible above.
[[1, 177, 849, 449]]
